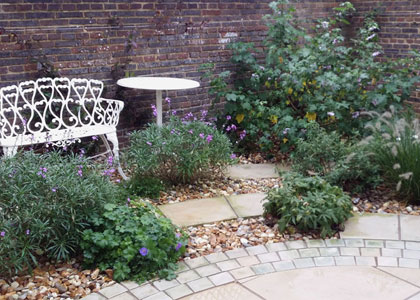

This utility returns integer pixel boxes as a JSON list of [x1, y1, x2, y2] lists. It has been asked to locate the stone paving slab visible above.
[[401, 215, 420, 242], [159, 197, 236, 227], [226, 193, 266, 218], [225, 163, 285, 179], [243, 266, 420, 300], [180, 283, 262, 300], [340, 213, 399, 240]]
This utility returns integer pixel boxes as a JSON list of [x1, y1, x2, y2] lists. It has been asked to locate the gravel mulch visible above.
[[0, 260, 114, 300]]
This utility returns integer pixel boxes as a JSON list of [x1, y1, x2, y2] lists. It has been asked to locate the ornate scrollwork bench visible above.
[[0, 77, 127, 179]]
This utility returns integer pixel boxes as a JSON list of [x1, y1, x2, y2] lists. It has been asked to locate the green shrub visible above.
[[363, 108, 420, 202], [292, 122, 382, 192], [264, 172, 353, 237], [126, 116, 234, 184], [81, 202, 187, 282], [125, 175, 165, 199], [202, 0, 420, 152], [0, 151, 123, 277]]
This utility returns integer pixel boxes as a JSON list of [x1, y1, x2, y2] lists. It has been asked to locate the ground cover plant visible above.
[[81, 202, 187, 282], [292, 122, 381, 192], [202, 0, 420, 153], [126, 111, 235, 184], [264, 172, 353, 237], [0, 151, 124, 277], [362, 107, 420, 203]]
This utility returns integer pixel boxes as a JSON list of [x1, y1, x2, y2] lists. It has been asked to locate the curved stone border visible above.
[[83, 238, 420, 300]]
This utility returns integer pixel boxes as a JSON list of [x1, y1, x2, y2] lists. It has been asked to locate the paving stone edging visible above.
[[83, 238, 420, 300]]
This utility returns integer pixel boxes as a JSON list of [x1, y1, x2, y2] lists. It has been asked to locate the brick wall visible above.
[[0, 0, 418, 141]]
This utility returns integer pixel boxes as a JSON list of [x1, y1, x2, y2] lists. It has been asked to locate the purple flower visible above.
[[92, 136, 98, 140], [188, 130, 193, 134], [327, 112, 335, 117], [165, 97, 171, 104], [283, 128, 290, 135], [63, 146, 67, 151], [171, 110, 177, 116], [333, 38, 338, 45], [239, 130, 247, 140], [77, 169, 83, 177], [0, 231, 5, 237], [103, 168, 115, 176], [151, 104, 157, 117], [352, 111, 360, 119], [226, 125, 231, 132], [170, 129, 177, 135], [139, 247, 148, 256], [231, 124, 237, 131], [107, 156, 114, 166], [199, 133, 205, 139], [116, 179, 121, 183], [175, 242, 183, 251], [80, 148, 86, 157], [52, 188, 57, 192], [226, 115, 232, 120], [201, 110, 208, 118], [146, 141, 152, 146], [372, 51, 381, 57], [26, 229, 30, 235], [230, 154, 237, 159], [206, 135, 213, 143], [175, 233, 181, 238]]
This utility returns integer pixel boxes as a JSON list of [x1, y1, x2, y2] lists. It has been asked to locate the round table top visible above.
[[117, 76, 200, 91]]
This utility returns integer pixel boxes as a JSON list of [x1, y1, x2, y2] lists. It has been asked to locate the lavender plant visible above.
[[126, 107, 235, 184], [0, 151, 124, 277]]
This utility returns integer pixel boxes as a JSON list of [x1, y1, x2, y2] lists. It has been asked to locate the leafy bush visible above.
[[125, 175, 165, 199], [362, 108, 420, 202], [292, 122, 381, 192], [127, 116, 234, 184], [202, 0, 420, 152], [264, 172, 353, 237], [0, 151, 123, 277], [81, 202, 187, 282]]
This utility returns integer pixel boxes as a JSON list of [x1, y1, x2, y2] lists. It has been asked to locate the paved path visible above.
[[83, 164, 420, 300]]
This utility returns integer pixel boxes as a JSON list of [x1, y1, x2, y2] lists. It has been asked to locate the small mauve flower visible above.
[[151, 104, 157, 117], [226, 115, 232, 120], [175, 233, 181, 238], [333, 38, 338, 45], [26, 230, 30, 235], [139, 247, 148, 256], [226, 125, 231, 132], [372, 51, 381, 57], [188, 130, 193, 134], [327, 112, 335, 117], [165, 97, 171, 104], [146, 141, 152, 146], [231, 124, 237, 131], [199, 133, 205, 139], [52, 188, 57, 192], [92, 136, 98, 140], [0, 231, 5, 237], [172, 110, 177, 115], [206, 135, 213, 143], [239, 130, 247, 140], [283, 128, 290, 135], [352, 111, 360, 119], [115, 179, 121, 183], [230, 154, 237, 159], [63, 146, 67, 151], [107, 156, 113, 166], [175, 242, 182, 251]]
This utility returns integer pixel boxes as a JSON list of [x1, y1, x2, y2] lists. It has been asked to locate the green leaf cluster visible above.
[[81, 202, 187, 283], [202, 0, 420, 153], [264, 172, 353, 237], [0, 151, 124, 277], [292, 122, 382, 192], [126, 116, 234, 184]]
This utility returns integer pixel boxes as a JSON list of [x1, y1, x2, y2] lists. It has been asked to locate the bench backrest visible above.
[[0, 77, 111, 140]]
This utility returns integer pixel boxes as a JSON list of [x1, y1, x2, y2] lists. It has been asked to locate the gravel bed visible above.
[[0, 260, 114, 300], [185, 217, 339, 259]]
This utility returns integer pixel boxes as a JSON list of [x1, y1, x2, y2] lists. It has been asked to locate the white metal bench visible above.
[[0, 77, 127, 179]]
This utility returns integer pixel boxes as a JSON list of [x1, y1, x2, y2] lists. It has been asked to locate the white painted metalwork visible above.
[[0, 77, 127, 179]]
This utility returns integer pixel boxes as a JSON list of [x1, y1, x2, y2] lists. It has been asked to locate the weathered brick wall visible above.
[[0, 0, 419, 141], [351, 0, 420, 111]]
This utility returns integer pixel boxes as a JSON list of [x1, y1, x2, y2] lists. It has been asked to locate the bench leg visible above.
[[104, 132, 128, 181], [3, 146, 18, 158]]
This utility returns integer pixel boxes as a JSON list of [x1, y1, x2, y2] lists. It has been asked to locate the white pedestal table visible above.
[[117, 77, 200, 126]]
